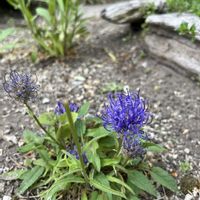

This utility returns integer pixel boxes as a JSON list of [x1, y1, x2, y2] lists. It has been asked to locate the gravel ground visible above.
[[0, 9, 200, 200]]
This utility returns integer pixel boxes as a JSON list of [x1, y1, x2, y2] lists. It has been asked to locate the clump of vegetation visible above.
[[0, 27, 17, 53], [167, 0, 200, 16], [1, 71, 178, 199], [7, 0, 87, 57], [178, 22, 196, 41]]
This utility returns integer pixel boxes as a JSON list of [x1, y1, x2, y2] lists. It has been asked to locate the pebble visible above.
[[0, 182, 5, 193], [42, 97, 50, 104], [3, 135, 17, 144], [184, 148, 190, 154], [3, 196, 11, 200]]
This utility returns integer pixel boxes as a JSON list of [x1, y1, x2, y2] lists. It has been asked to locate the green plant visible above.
[[0, 27, 17, 53], [167, 0, 200, 17], [178, 22, 196, 41], [179, 161, 191, 173], [1, 71, 178, 199], [7, 0, 87, 57], [101, 82, 123, 93]]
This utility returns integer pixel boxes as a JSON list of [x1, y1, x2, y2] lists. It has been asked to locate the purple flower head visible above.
[[123, 130, 147, 158], [54, 102, 79, 115], [69, 103, 79, 113], [69, 146, 88, 164], [3, 71, 39, 103], [55, 101, 66, 115], [101, 90, 152, 135], [101, 90, 152, 158]]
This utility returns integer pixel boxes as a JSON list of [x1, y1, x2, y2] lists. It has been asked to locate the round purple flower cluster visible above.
[[101, 91, 152, 157], [3, 71, 39, 103], [54, 101, 79, 115]]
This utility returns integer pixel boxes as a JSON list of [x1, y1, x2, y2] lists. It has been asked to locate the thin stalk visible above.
[[25, 103, 64, 149], [65, 104, 89, 183]]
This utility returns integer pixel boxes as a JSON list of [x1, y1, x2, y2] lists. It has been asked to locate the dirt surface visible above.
[[0, 7, 200, 200]]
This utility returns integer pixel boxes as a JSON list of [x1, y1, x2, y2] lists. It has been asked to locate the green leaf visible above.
[[75, 119, 86, 136], [0, 169, 27, 181], [38, 112, 55, 125], [101, 158, 120, 167], [129, 196, 140, 200], [44, 176, 84, 200], [36, 7, 51, 24], [99, 135, 117, 148], [0, 43, 16, 52], [58, 112, 78, 124], [36, 149, 54, 168], [90, 191, 99, 200], [57, 0, 65, 13], [22, 130, 44, 144], [33, 159, 47, 167], [107, 176, 135, 195], [56, 124, 71, 141], [128, 170, 157, 197], [86, 127, 110, 138], [150, 167, 178, 192], [85, 141, 101, 172], [81, 190, 88, 200], [0, 28, 15, 42], [90, 174, 126, 199], [17, 166, 45, 194], [18, 143, 37, 153], [78, 102, 90, 117], [143, 142, 166, 153]]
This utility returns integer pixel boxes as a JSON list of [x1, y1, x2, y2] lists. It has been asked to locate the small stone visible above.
[[0, 168, 4, 174], [0, 149, 2, 156], [0, 182, 5, 193], [184, 193, 193, 200], [3, 196, 11, 200], [3, 135, 17, 144], [182, 129, 189, 135], [184, 148, 190, 154], [42, 97, 50, 104]]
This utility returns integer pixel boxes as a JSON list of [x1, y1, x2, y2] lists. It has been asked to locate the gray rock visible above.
[[144, 13, 200, 78], [146, 13, 200, 41], [101, 0, 166, 24]]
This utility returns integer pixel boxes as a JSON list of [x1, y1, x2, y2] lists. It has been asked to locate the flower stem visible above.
[[65, 104, 89, 183], [25, 103, 64, 149]]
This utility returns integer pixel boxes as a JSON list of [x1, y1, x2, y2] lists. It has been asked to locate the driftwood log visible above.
[[101, 0, 166, 24], [144, 13, 200, 78]]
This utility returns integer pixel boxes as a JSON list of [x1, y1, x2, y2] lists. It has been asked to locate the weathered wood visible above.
[[144, 13, 200, 77], [101, 0, 166, 24]]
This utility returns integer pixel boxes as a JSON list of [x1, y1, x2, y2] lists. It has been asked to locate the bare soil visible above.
[[0, 7, 200, 200]]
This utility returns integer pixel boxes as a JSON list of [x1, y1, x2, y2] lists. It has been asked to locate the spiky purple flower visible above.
[[69, 146, 88, 164], [69, 103, 79, 113], [3, 71, 39, 103], [123, 130, 147, 157], [101, 90, 152, 157], [101, 91, 152, 135], [55, 101, 79, 115], [54, 101, 66, 115]]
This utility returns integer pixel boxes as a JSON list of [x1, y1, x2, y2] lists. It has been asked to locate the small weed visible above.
[[179, 161, 191, 173], [101, 82, 124, 93], [178, 22, 196, 42]]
